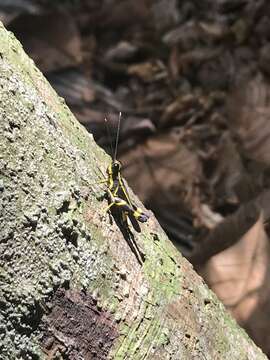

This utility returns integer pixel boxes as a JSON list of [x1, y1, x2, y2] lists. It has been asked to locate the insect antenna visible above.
[[114, 112, 121, 161], [104, 117, 114, 158]]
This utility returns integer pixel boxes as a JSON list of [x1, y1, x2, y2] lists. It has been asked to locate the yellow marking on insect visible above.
[[134, 209, 143, 218]]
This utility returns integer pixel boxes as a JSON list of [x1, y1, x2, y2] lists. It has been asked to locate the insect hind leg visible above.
[[133, 206, 149, 223]]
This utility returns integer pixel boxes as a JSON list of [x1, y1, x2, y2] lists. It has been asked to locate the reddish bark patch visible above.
[[40, 288, 118, 359]]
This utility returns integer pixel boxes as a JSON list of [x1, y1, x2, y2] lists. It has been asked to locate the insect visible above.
[[103, 112, 149, 232]]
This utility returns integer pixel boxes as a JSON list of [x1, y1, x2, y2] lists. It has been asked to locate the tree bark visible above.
[[0, 22, 266, 359]]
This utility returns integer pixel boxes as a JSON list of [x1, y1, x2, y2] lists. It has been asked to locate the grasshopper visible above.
[[102, 113, 149, 232]]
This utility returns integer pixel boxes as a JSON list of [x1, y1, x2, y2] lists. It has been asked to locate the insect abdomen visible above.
[[133, 207, 149, 223]]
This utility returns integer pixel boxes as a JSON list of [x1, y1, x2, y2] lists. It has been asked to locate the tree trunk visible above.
[[0, 22, 266, 359]]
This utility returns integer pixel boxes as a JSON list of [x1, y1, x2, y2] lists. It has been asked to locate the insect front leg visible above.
[[104, 202, 115, 213]]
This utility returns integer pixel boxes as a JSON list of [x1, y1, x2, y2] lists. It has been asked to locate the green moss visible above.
[[114, 231, 184, 358]]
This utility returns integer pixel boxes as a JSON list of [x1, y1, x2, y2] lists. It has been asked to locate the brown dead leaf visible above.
[[159, 93, 209, 128], [209, 132, 260, 205], [0, 1, 45, 25], [121, 130, 202, 203], [177, 48, 222, 76], [104, 41, 138, 62], [200, 213, 270, 355], [162, 21, 202, 48], [189, 202, 260, 265], [120, 130, 202, 251], [87, 0, 150, 29], [47, 69, 95, 107], [128, 60, 167, 82], [9, 11, 82, 73], [150, 0, 179, 31], [230, 18, 249, 44], [228, 73, 270, 167], [198, 21, 229, 40]]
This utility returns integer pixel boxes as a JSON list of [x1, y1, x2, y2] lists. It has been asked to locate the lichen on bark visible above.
[[0, 22, 267, 359]]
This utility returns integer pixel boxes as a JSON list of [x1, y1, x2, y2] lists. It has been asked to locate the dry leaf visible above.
[[47, 69, 95, 107], [200, 214, 270, 355], [228, 73, 270, 167], [121, 130, 202, 251], [128, 60, 167, 82], [10, 11, 82, 73], [0, 1, 45, 25]]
